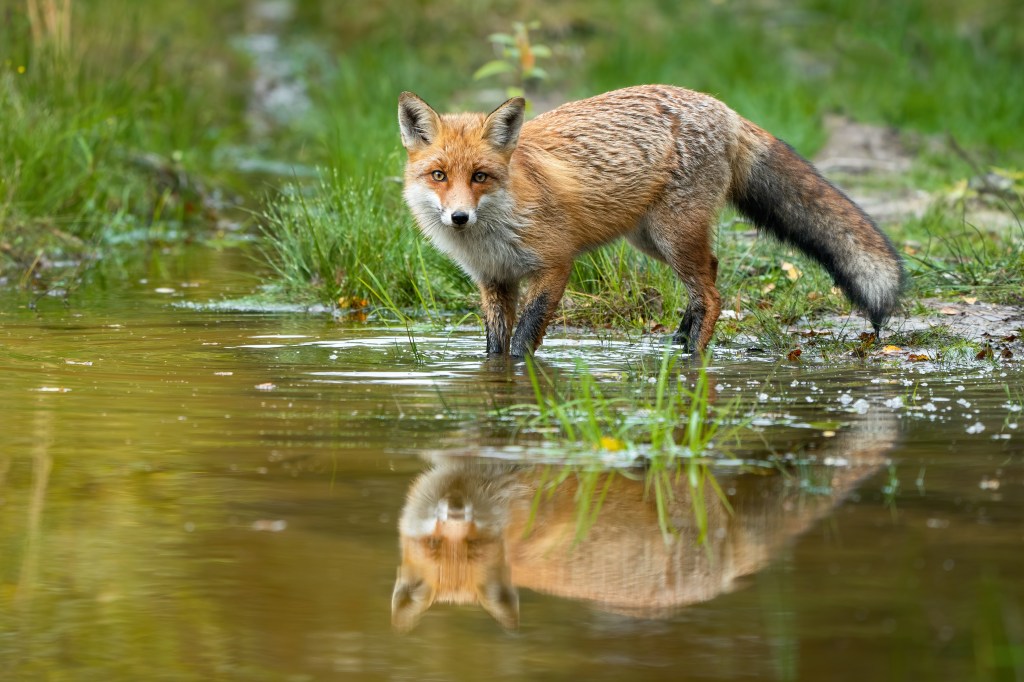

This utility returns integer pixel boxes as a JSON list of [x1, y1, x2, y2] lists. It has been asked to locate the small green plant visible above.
[[473, 21, 551, 106]]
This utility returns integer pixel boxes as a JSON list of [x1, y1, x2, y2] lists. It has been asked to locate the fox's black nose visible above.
[[451, 211, 470, 226]]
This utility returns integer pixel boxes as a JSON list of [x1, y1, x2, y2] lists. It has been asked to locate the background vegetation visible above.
[[1, 0, 1022, 344]]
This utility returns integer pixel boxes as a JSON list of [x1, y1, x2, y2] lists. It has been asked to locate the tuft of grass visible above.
[[258, 170, 473, 315], [903, 206, 1024, 305], [519, 350, 745, 541]]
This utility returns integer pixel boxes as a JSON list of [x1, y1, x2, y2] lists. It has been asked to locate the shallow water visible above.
[[1, 245, 1022, 681]]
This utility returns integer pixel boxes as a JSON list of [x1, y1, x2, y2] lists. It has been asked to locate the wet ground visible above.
[[1, 244, 1022, 681]]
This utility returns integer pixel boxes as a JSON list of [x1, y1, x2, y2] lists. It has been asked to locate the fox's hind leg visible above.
[[670, 231, 721, 353], [634, 203, 722, 353], [674, 252, 719, 351]]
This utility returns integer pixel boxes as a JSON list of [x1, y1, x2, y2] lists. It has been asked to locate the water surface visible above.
[[1, 246, 1022, 681]]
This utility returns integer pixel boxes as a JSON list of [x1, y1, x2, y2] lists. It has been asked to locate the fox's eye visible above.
[[431, 170, 447, 182], [472, 171, 488, 183]]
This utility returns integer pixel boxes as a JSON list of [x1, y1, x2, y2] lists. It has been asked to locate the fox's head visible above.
[[392, 466, 519, 632], [398, 92, 525, 232]]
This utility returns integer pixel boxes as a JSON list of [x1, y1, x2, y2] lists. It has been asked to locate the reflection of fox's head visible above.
[[392, 460, 522, 632]]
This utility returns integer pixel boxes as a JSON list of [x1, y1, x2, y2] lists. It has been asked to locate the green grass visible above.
[[258, 169, 470, 314], [903, 205, 1024, 304], [2, 0, 1022, 342], [0, 1, 249, 282]]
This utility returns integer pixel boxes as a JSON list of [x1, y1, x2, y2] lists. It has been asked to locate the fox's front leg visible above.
[[509, 265, 571, 357], [479, 280, 519, 355]]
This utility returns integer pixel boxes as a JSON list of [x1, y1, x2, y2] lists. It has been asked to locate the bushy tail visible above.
[[729, 122, 904, 332]]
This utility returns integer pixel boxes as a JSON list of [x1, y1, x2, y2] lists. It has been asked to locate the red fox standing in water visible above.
[[398, 85, 904, 356]]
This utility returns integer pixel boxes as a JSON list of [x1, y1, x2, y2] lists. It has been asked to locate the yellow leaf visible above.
[[781, 261, 802, 281]]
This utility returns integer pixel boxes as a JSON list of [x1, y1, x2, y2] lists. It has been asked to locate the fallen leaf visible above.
[[650, 322, 667, 333], [939, 307, 960, 315], [787, 348, 802, 361], [976, 346, 994, 361], [881, 345, 903, 354], [781, 262, 802, 281], [1001, 347, 1014, 359], [961, 296, 978, 305], [762, 282, 776, 294], [908, 353, 930, 362]]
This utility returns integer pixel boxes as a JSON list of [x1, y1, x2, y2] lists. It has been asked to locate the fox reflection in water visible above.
[[392, 413, 897, 632]]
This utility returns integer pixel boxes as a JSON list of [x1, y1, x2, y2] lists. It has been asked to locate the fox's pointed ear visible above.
[[481, 97, 525, 153], [392, 566, 437, 633], [398, 92, 441, 152], [477, 570, 519, 630]]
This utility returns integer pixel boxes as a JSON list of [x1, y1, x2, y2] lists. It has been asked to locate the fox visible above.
[[391, 411, 897, 631], [398, 85, 904, 356]]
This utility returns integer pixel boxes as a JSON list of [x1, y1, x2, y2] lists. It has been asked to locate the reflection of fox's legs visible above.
[[392, 458, 523, 632]]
